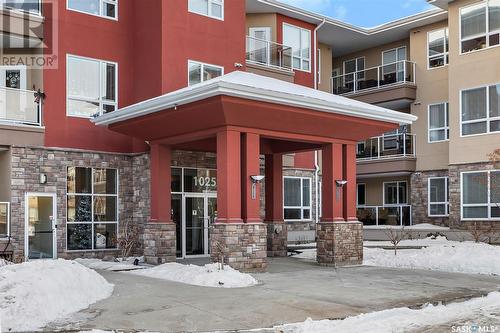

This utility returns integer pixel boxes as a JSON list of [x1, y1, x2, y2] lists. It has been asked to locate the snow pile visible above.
[[129, 263, 258, 288], [364, 239, 500, 275], [0, 258, 12, 267], [76, 257, 147, 271], [276, 292, 500, 333], [0, 259, 114, 332]]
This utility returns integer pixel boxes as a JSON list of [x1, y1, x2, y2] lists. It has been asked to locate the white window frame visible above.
[[188, 0, 224, 21], [283, 176, 312, 221], [343, 56, 365, 84], [357, 183, 366, 206], [461, 170, 500, 221], [459, 0, 500, 55], [460, 83, 500, 137], [0, 202, 10, 238], [66, 54, 118, 119], [428, 177, 449, 217], [383, 181, 408, 206], [427, 27, 449, 69], [428, 102, 450, 143], [187, 60, 224, 86], [381, 46, 407, 78], [282, 23, 311, 73], [67, 0, 118, 20], [66, 167, 119, 252], [1, 0, 42, 16]]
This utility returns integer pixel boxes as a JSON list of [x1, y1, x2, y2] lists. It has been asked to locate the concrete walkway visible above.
[[58, 257, 500, 333]]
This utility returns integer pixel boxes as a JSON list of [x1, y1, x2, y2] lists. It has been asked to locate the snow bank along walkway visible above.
[[56, 257, 500, 333]]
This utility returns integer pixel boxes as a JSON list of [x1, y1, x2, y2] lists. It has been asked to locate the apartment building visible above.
[[0, 0, 496, 270]]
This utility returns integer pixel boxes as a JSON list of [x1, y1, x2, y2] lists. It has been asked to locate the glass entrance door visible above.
[[26, 193, 56, 259], [181, 195, 217, 258]]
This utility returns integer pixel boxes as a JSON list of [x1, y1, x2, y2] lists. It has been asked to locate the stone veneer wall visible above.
[[210, 223, 267, 272], [410, 170, 450, 227], [317, 222, 363, 266], [449, 162, 500, 236], [8, 146, 145, 261]]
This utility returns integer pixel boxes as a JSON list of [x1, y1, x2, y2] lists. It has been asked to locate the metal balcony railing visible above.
[[357, 133, 416, 161], [0, 87, 42, 126], [246, 36, 293, 72], [1, 0, 42, 15], [332, 60, 416, 95], [357, 205, 412, 226]]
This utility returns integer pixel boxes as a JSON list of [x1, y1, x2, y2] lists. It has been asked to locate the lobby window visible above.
[[428, 28, 449, 68], [428, 102, 449, 142], [428, 177, 449, 216], [67, 167, 118, 251], [461, 84, 500, 136], [460, 0, 500, 53], [357, 183, 366, 206], [188, 60, 223, 86], [67, 0, 118, 20], [188, 0, 223, 20], [67, 55, 117, 118], [284, 177, 312, 221], [384, 181, 407, 205], [283, 23, 311, 72], [462, 170, 500, 220]]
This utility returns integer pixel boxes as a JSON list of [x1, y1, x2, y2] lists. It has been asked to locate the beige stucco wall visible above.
[[447, 0, 500, 165], [245, 13, 277, 41], [333, 38, 411, 75], [318, 43, 332, 93], [410, 20, 450, 171], [358, 175, 411, 206]]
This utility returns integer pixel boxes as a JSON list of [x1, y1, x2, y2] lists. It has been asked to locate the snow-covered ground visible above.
[[364, 223, 450, 230], [128, 262, 258, 288], [293, 237, 500, 276], [275, 291, 500, 333], [76, 257, 148, 271], [0, 259, 113, 332]]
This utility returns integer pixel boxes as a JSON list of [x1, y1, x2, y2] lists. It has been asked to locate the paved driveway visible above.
[[55, 257, 500, 333]]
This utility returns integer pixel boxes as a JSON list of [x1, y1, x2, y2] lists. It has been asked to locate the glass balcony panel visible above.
[[246, 36, 292, 71], [0, 87, 41, 125]]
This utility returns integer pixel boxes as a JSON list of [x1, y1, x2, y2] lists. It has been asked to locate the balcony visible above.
[[357, 205, 413, 226], [331, 60, 416, 108], [357, 133, 416, 176], [1, 0, 41, 16], [245, 36, 294, 82], [1, 0, 44, 47]]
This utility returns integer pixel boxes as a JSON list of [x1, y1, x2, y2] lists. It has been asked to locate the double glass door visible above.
[[173, 194, 217, 258]]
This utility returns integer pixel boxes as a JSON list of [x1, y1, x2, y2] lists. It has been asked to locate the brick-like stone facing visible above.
[[9, 146, 145, 261], [410, 170, 450, 227], [266, 222, 287, 257], [210, 223, 267, 272], [143, 223, 176, 264], [449, 162, 500, 235], [317, 222, 363, 266]]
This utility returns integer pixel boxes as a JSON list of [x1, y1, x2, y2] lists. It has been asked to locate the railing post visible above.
[[377, 66, 380, 88], [266, 40, 270, 66], [377, 137, 381, 159], [353, 74, 357, 93], [403, 60, 406, 83], [376, 207, 379, 226], [403, 133, 406, 157]]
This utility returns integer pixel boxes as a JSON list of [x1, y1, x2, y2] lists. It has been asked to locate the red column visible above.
[[344, 144, 358, 221], [242, 132, 262, 223], [321, 143, 344, 222], [150, 143, 172, 223], [264, 154, 283, 223], [216, 129, 243, 223]]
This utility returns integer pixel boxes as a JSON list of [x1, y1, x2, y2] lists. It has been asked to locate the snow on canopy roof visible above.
[[92, 71, 417, 126]]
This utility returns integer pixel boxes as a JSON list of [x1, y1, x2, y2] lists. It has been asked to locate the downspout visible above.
[[314, 150, 320, 224], [313, 19, 326, 90]]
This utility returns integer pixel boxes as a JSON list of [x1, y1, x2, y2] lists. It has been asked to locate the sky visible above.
[[277, 0, 435, 28]]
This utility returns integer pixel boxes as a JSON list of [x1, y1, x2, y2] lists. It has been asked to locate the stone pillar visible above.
[[144, 143, 176, 265], [264, 154, 287, 257], [211, 130, 268, 272], [317, 143, 363, 266]]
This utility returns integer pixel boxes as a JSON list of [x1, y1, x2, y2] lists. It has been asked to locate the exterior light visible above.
[[250, 175, 265, 199], [335, 180, 347, 201]]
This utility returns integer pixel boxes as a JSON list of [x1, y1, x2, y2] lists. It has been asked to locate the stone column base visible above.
[[317, 221, 363, 267], [266, 222, 287, 257], [210, 223, 267, 272], [143, 223, 176, 265]]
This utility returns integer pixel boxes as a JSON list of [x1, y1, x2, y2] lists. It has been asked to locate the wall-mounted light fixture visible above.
[[39, 173, 47, 184], [250, 175, 265, 199], [335, 180, 348, 201]]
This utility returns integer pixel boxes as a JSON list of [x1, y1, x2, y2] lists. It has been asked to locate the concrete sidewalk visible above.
[[57, 257, 500, 333]]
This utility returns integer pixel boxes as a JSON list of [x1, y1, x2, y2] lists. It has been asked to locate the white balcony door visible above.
[[249, 27, 271, 65], [0, 66, 27, 122]]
